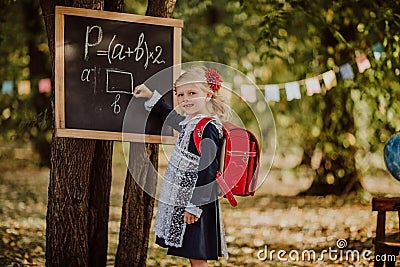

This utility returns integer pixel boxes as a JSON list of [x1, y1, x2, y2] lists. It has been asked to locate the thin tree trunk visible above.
[[88, 140, 114, 266], [41, 0, 121, 266], [115, 143, 159, 267], [115, 1, 176, 266]]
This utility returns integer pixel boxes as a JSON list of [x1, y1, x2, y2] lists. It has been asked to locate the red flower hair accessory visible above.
[[205, 69, 222, 92]]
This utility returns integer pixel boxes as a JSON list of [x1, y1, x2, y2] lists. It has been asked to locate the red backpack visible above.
[[193, 117, 260, 207]]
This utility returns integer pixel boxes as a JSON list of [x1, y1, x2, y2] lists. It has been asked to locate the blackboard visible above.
[[55, 6, 183, 143]]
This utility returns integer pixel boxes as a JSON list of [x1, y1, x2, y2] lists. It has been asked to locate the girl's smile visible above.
[[182, 103, 194, 109]]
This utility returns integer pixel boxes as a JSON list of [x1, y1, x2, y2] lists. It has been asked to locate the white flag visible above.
[[264, 84, 280, 102], [240, 84, 257, 102], [305, 77, 321, 96], [284, 81, 301, 101], [322, 70, 337, 90]]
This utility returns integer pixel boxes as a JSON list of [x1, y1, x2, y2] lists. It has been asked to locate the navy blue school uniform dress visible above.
[[147, 92, 225, 260]]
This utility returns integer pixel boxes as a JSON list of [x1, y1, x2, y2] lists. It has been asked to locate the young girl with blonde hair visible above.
[[134, 67, 229, 267]]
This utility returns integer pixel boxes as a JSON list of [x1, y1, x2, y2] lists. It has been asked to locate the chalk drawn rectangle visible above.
[[106, 69, 134, 94]]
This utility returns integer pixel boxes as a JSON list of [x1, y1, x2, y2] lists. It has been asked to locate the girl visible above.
[[134, 67, 229, 267]]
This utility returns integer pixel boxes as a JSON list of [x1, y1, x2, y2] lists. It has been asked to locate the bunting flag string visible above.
[[1, 78, 52, 96], [241, 42, 384, 103]]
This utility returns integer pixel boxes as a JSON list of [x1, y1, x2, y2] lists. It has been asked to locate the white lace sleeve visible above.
[[185, 202, 203, 218], [144, 90, 162, 111]]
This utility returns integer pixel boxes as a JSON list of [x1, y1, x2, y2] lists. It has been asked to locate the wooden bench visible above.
[[372, 197, 400, 267]]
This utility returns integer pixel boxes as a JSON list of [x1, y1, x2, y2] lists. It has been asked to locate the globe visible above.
[[384, 133, 400, 181]]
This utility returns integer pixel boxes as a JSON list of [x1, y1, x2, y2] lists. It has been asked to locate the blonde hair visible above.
[[174, 67, 231, 122]]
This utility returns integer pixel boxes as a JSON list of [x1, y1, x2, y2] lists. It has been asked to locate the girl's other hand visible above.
[[184, 211, 199, 224], [133, 84, 153, 99]]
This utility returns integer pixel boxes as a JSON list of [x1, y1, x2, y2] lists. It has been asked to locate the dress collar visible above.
[[178, 114, 218, 126]]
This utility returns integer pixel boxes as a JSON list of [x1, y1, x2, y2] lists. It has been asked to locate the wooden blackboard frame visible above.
[[55, 6, 182, 144]]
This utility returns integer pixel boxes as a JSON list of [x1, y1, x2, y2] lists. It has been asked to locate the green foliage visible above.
[[123, 0, 148, 15], [175, 0, 269, 75], [0, 0, 52, 166], [256, 0, 400, 190], [175, 0, 400, 191], [0, 2, 30, 81]]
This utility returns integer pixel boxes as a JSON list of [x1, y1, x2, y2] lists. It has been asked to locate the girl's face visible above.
[[176, 84, 210, 118]]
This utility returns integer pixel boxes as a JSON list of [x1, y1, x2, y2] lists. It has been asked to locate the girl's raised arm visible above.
[[134, 84, 184, 131]]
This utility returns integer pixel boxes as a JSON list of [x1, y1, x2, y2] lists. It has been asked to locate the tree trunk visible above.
[[114, 1, 176, 266], [41, 0, 122, 266], [115, 143, 159, 267], [88, 140, 114, 266], [45, 138, 95, 266], [146, 0, 176, 18]]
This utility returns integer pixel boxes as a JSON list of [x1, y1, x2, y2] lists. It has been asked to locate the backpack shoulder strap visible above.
[[193, 117, 214, 154]]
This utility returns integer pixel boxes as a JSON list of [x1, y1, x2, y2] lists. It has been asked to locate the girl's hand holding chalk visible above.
[[133, 84, 153, 99]]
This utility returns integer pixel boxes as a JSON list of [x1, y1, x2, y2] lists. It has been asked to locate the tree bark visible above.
[[115, 143, 159, 267], [45, 138, 95, 267], [88, 140, 114, 266], [41, 0, 122, 266], [114, 1, 176, 266], [146, 0, 176, 17]]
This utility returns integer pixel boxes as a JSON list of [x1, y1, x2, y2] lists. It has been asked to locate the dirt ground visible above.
[[1, 142, 400, 266]]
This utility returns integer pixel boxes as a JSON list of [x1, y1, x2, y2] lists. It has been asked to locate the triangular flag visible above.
[[305, 77, 321, 96], [356, 53, 371, 73], [2, 81, 13, 94], [240, 84, 257, 103], [285, 81, 301, 101], [339, 63, 354, 80], [264, 84, 280, 102], [18, 80, 31, 95], [372, 43, 384, 60], [322, 70, 337, 90], [39, 78, 51, 93]]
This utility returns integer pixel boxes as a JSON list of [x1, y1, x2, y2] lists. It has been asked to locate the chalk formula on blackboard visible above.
[[85, 26, 165, 69], [56, 6, 182, 143]]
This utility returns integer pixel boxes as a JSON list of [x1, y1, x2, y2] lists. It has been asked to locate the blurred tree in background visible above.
[[0, 0, 52, 167]]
